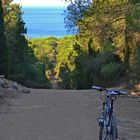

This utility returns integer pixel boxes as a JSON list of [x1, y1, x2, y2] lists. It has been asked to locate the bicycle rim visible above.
[[99, 126, 112, 140]]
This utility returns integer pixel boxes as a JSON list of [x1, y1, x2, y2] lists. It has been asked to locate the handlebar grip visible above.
[[119, 91, 128, 95], [92, 86, 105, 91]]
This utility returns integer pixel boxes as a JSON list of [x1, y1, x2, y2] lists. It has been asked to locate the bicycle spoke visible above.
[[107, 134, 112, 140], [103, 133, 107, 140], [103, 134, 111, 140]]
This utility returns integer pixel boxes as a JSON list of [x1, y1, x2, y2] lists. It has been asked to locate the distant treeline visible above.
[[0, 0, 140, 89]]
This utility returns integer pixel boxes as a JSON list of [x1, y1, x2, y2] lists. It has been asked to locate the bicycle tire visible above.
[[99, 112, 109, 140], [112, 115, 117, 140], [99, 126, 104, 140], [99, 114, 117, 140]]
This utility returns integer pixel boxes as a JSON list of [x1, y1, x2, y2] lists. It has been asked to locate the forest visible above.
[[0, 0, 140, 89]]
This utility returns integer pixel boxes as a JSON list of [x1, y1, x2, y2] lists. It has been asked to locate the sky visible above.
[[13, 0, 69, 6]]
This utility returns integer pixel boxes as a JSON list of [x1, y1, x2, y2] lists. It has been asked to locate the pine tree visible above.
[[4, 4, 35, 82], [64, 0, 92, 32], [64, 0, 140, 87], [2, 1, 35, 84], [0, 0, 7, 75]]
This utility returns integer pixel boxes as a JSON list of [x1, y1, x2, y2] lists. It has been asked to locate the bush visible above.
[[89, 49, 125, 87], [136, 45, 140, 81], [101, 63, 124, 85]]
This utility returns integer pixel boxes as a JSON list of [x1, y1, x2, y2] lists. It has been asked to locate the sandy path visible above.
[[0, 89, 140, 140]]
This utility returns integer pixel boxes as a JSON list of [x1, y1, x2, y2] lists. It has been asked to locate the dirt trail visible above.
[[0, 89, 140, 140]]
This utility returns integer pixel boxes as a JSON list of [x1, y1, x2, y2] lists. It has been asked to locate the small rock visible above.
[[21, 89, 31, 94], [0, 75, 31, 94], [0, 75, 5, 78], [1, 83, 9, 88], [0, 91, 4, 96], [10, 82, 18, 90], [0, 79, 4, 84], [7, 88, 17, 92]]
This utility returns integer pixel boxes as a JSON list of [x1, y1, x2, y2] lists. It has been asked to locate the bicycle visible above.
[[92, 86, 128, 140]]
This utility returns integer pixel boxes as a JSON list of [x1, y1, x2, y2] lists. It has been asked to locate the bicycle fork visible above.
[[98, 102, 114, 135], [98, 102, 105, 127]]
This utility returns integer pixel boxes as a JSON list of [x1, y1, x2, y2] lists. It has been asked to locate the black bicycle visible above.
[[92, 86, 128, 140]]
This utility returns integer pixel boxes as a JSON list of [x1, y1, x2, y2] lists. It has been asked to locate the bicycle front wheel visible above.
[[112, 115, 117, 140], [99, 114, 117, 140]]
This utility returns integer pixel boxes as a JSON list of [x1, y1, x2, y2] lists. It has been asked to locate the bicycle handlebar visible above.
[[92, 86, 128, 95]]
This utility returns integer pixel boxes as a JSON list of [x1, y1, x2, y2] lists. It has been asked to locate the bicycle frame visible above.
[[99, 95, 115, 130], [92, 86, 128, 140]]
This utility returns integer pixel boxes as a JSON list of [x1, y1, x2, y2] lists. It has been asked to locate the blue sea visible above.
[[22, 6, 72, 38]]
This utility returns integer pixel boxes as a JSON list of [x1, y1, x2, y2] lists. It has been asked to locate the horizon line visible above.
[[22, 5, 68, 7]]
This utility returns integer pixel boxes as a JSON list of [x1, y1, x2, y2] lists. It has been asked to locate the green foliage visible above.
[[71, 53, 92, 89], [55, 36, 78, 88], [64, 0, 91, 32], [0, 0, 7, 75], [54, 37, 124, 89], [127, 6, 140, 32], [29, 37, 57, 61], [0, 0, 139, 89], [23, 63, 52, 88], [29, 37, 58, 80], [64, 0, 140, 88], [101, 63, 123, 82], [1, 1, 51, 88], [4, 4, 32, 82], [87, 48, 124, 87], [28, 1, 140, 89], [136, 45, 140, 81], [27, 27, 125, 89]]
